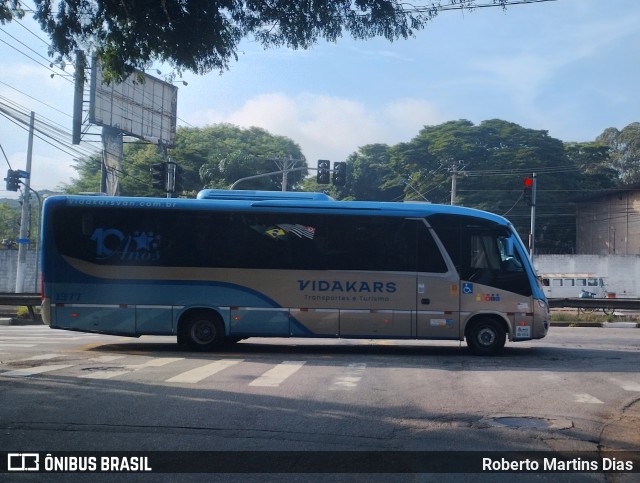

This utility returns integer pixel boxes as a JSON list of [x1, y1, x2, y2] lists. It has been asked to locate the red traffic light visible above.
[[524, 177, 534, 187]]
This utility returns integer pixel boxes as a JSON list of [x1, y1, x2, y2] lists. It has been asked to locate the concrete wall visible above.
[[534, 254, 640, 298], [0, 250, 40, 293]]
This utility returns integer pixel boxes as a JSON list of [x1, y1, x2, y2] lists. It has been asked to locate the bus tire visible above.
[[466, 318, 506, 356], [182, 311, 225, 351]]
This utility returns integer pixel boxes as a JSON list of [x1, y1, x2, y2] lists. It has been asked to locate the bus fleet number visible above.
[[55, 292, 82, 302]]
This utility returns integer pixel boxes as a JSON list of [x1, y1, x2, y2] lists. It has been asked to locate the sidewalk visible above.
[[0, 316, 43, 326]]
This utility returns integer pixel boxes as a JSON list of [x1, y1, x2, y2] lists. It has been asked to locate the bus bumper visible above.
[[41, 297, 51, 326]]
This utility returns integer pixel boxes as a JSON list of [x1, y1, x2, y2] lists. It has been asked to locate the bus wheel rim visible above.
[[477, 327, 496, 347], [192, 320, 216, 344]]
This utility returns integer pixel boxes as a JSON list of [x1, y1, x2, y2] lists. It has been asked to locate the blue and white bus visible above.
[[40, 191, 549, 355]]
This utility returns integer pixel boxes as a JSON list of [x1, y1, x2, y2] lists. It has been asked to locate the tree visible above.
[[0, 201, 20, 246], [596, 122, 640, 183], [174, 125, 306, 191], [64, 124, 307, 195], [0, 0, 22, 23], [1, 0, 508, 81], [61, 154, 102, 194], [563, 141, 618, 192], [337, 119, 587, 253]]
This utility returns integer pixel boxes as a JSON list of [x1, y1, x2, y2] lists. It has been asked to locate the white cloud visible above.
[[188, 92, 444, 162]]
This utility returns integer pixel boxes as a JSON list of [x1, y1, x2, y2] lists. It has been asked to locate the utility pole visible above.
[[281, 157, 291, 192], [450, 162, 458, 205], [15, 112, 34, 293], [271, 156, 303, 192], [450, 160, 464, 205], [529, 173, 537, 260]]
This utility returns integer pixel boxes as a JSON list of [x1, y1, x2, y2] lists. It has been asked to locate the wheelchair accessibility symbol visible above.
[[462, 282, 474, 294]]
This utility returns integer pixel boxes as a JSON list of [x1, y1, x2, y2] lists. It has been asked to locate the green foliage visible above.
[[60, 154, 102, 194], [0, 199, 42, 249], [0, 202, 20, 243], [1, 0, 506, 81], [173, 125, 306, 191], [564, 142, 618, 191], [0, 0, 23, 23], [64, 124, 307, 196], [335, 119, 624, 253], [346, 144, 404, 201], [596, 122, 640, 183]]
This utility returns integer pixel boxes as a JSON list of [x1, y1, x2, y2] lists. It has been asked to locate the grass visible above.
[[550, 309, 639, 323]]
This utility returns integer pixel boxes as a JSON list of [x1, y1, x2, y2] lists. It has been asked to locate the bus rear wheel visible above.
[[182, 312, 225, 351], [466, 318, 506, 356]]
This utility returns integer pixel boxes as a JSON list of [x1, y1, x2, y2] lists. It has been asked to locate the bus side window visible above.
[[417, 223, 447, 273]]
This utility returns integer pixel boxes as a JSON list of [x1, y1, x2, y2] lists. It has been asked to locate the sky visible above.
[[1, 0, 639, 199]]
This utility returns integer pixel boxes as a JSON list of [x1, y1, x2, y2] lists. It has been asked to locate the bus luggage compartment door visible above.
[[339, 309, 412, 338], [229, 307, 290, 336]]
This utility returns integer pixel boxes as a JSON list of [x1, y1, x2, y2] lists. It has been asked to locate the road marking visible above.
[[575, 393, 604, 404], [80, 357, 184, 379], [620, 382, 640, 391], [128, 357, 184, 369], [17, 354, 61, 361], [0, 336, 87, 340], [80, 369, 130, 379], [166, 359, 243, 383], [0, 343, 36, 348], [249, 361, 306, 387], [2, 364, 74, 377], [330, 363, 366, 390], [90, 356, 127, 363]]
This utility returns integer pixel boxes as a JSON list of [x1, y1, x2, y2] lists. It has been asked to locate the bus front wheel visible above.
[[182, 312, 225, 351], [466, 318, 506, 356]]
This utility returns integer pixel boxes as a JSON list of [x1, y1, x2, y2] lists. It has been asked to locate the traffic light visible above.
[[317, 160, 330, 184], [150, 163, 167, 190], [333, 161, 347, 186], [523, 177, 534, 206], [4, 169, 20, 191]]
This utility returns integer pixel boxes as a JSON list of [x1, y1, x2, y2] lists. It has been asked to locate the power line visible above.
[[404, 0, 558, 14]]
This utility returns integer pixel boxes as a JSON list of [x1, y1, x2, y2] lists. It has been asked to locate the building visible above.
[[575, 183, 640, 255]]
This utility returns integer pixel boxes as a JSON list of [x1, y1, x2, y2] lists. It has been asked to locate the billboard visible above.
[[89, 61, 178, 146]]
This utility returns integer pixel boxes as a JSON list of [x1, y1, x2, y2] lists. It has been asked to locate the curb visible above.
[[550, 322, 639, 328], [0, 317, 44, 326]]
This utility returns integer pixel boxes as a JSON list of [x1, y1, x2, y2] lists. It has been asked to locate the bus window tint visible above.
[[427, 214, 532, 296], [53, 208, 447, 273]]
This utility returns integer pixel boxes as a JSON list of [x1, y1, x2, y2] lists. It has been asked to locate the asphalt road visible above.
[[0, 325, 639, 482]]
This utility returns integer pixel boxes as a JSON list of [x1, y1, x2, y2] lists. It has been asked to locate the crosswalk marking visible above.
[[249, 361, 306, 387], [79, 357, 183, 379], [127, 357, 184, 369], [18, 354, 61, 361], [90, 355, 127, 363], [80, 369, 131, 379], [620, 382, 640, 391], [575, 393, 604, 404], [330, 363, 366, 390], [0, 336, 87, 341], [3, 364, 75, 377], [166, 359, 243, 383], [0, 343, 36, 348]]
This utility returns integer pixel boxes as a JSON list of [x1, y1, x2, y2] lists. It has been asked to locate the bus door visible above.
[[415, 273, 461, 339], [414, 221, 461, 339]]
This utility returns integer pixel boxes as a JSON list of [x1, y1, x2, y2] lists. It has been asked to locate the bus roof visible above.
[[196, 189, 334, 201], [46, 194, 512, 226]]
